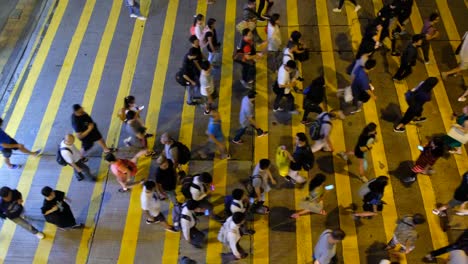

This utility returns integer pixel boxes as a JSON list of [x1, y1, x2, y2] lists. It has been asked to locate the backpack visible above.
[[181, 175, 201, 199], [224, 195, 242, 217], [172, 202, 185, 231], [175, 69, 189, 87], [309, 114, 331, 140], [56, 147, 72, 166], [358, 178, 376, 199], [190, 25, 196, 36], [246, 174, 262, 198], [170, 141, 191, 165]]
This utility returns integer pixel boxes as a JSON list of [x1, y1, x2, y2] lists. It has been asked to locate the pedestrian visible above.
[[40, 186, 83, 230], [313, 228, 346, 264], [393, 0, 413, 34], [124, 0, 146, 21], [0, 118, 41, 169], [242, 0, 263, 42], [199, 61, 215, 115], [190, 14, 205, 42], [291, 173, 328, 218], [406, 136, 445, 182], [105, 150, 147, 192], [140, 181, 177, 232], [353, 176, 389, 219], [60, 134, 95, 181], [432, 171, 468, 217], [237, 28, 262, 89], [338, 122, 378, 183], [392, 34, 424, 81], [286, 31, 308, 63], [443, 106, 468, 155], [160, 132, 181, 168], [420, 12, 440, 64], [393, 77, 438, 132], [267, 13, 281, 52], [124, 110, 155, 156], [442, 32, 468, 80], [181, 45, 201, 106], [117, 95, 144, 122], [198, 110, 230, 159], [423, 229, 468, 262], [203, 18, 221, 66], [273, 60, 299, 114], [180, 199, 205, 248], [350, 59, 377, 114], [302, 77, 326, 125], [257, 0, 274, 19], [154, 155, 179, 206], [310, 111, 334, 153], [0, 186, 45, 239], [188, 172, 220, 220], [385, 213, 426, 254], [71, 104, 116, 155], [375, 3, 399, 51], [232, 91, 268, 144], [333, 0, 361, 13], [218, 212, 249, 262], [252, 159, 276, 204], [282, 132, 315, 185]]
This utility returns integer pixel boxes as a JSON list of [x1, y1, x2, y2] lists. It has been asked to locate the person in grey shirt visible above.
[[252, 159, 276, 203], [313, 228, 346, 264], [232, 91, 268, 144]]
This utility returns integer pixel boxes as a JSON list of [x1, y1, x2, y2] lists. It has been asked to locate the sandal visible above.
[[9, 164, 22, 169], [118, 188, 129, 193], [431, 209, 446, 217]]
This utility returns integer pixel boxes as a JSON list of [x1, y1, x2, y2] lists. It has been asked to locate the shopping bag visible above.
[[276, 147, 290, 177]]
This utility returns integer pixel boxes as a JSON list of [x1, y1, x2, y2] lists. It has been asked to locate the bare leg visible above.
[[442, 67, 462, 79], [4, 157, 13, 168], [96, 138, 110, 152], [17, 144, 40, 156]]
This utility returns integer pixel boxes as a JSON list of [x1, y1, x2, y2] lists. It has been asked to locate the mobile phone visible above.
[[418, 145, 424, 151], [210, 184, 215, 191], [138, 105, 145, 110], [204, 209, 210, 216], [325, 184, 334, 190]]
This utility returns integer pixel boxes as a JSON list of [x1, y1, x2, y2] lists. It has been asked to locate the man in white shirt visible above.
[[273, 60, 299, 113], [180, 200, 205, 248], [60, 134, 94, 181], [189, 172, 224, 221], [160, 133, 179, 167], [311, 112, 334, 153], [140, 181, 177, 232], [219, 212, 248, 262], [229, 189, 255, 235]]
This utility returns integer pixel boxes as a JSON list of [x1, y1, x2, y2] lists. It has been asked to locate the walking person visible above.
[[141, 181, 177, 232], [124, 110, 155, 156], [198, 110, 230, 159], [393, 77, 438, 132], [423, 229, 468, 262], [432, 171, 468, 217], [393, 0, 414, 34], [0, 118, 41, 169], [40, 186, 83, 230], [118, 95, 144, 145], [218, 212, 249, 262], [190, 14, 205, 42], [105, 150, 147, 192], [154, 155, 179, 206], [71, 104, 116, 156], [313, 228, 346, 264], [181, 46, 201, 106], [302, 77, 326, 125], [392, 34, 424, 81], [60, 134, 95, 181], [203, 18, 221, 66], [232, 91, 268, 144], [338, 122, 378, 183], [237, 28, 263, 89], [160, 132, 184, 169], [333, 0, 361, 13], [180, 199, 205, 248], [420, 12, 440, 64], [251, 159, 276, 206], [310, 111, 334, 153], [124, 0, 146, 21], [282, 132, 315, 185], [0, 186, 45, 239], [199, 61, 215, 115], [442, 31, 468, 81], [353, 176, 389, 219], [443, 105, 468, 155], [267, 13, 282, 70], [273, 60, 299, 114], [385, 213, 426, 254], [405, 136, 445, 182], [291, 173, 328, 218], [350, 59, 377, 114]]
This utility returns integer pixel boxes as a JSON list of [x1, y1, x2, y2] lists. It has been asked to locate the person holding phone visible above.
[[291, 174, 329, 218]]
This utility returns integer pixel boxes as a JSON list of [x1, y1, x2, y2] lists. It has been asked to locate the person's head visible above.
[[430, 136, 446, 157], [309, 173, 326, 191], [41, 186, 55, 199], [124, 95, 135, 109], [186, 199, 199, 210], [157, 155, 169, 169], [63, 134, 75, 145], [199, 172, 213, 184], [285, 60, 297, 71], [259, 159, 271, 170], [362, 122, 377, 136], [0, 186, 12, 202], [364, 59, 377, 71], [412, 213, 426, 225], [290, 30, 302, 43], [189, 36, 200, 47], [247, 90, 257, 102], [207, 18, 216, 28], [125, 110, 137, 121], [295, 132, 309, 146], [143, 181, 156, 192], [371, 176, 389, 193], [463, 105, 468, 115], [328, 228, 346, 243], [420, 77, 438, 93], [200, 60, 211, 72], [247, 0, 256, 8], [193, 13, 204, 26], [269, 13, 280, 26], [232, 188, 245, 200], [160, 132, 173, 145], [242, 28, 252, 40], [104, 153, 117, 163], [411, 34, 425, 46], [232, 212, 246, 225], [429, 12, 440, 23], [73, 104, 84, 115]]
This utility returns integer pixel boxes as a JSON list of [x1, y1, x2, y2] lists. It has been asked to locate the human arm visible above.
[[117, 108, 126, 121], [267, 169, 276, 185], [183, 74, 197, 86], [0, 143, 24, 149], [181, 219, 191, 241], [75, 122, 94, 140], [43, 205, 59, 216]]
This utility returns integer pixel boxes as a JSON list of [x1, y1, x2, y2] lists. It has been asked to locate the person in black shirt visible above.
[[393, 34, 424, 81], [302, 77, 325, 125], [424, 229, 468, 262], [353, 176, 389, 219], [283, 133, 314, 185], [155, 155, 178, 206], [432, 171, 468, 217], [238, 29, 262, 89], [182, 44, 202, 105], [41, 186, 83, 230], [204, 18, 221, 66], [71, 104, 116, 155]]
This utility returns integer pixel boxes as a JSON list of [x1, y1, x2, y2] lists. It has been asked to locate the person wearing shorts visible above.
[[199, 61, 215, 115], [105, 150, 146, 192], [140, 181, 177, 232]]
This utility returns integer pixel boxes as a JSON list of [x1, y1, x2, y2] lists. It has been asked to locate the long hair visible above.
[[124, 95, 135, 109], [193, 14, 204, 27], [361, 122, 377, 137], [369, 176, 388, 194]]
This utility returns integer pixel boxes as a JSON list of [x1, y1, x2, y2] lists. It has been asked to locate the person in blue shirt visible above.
[[198, 110, 230, 159], [0, 118, 41, 169], [350, 59, 377, 114]]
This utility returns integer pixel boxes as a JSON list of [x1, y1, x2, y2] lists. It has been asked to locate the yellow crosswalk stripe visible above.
[[0, 0, 98, 262], [75, 1, 150, 262], [344, 3, 402, 262], [286, 1, 312, 263], [32, 0, 123, 262], [316, 1, 359, 263], [117, 0, 180, 262], [205, 0, 236, 262]]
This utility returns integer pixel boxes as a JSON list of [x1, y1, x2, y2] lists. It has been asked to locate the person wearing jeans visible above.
[[232, 91, 268, 144], [333, 0, 361, 13], [238, 29, 262, 89], [124, 0, 146, 20], [60, 134, 95, 181], [273, 60, 299, 114]]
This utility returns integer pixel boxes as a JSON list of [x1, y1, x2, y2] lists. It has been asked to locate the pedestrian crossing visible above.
[[0, 0, 466, 263]]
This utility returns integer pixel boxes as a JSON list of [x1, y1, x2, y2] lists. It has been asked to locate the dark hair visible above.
[[0, 186, 11, 198], [420, 77, 438, 93], [125, 110, 137, 121], [259, 159, 271, 170], [207, 18, 216, 28], [309, 173, 326, 192], [431, 136, 446, 158], [72, 104, 82, 112], [331, 228, 346, 240], [143, 181, 155, 190], [41, 186, 53, 197], [232, 188, 244, 200], [286, 60, 297, 69], [429, 12, 439, 21], [247, 90, 257, 99], [242, 28, 251, 36], [269, 13, 280, 26], [296, 132, 308, 144], [104, 153, 117, 162], [199, 172, 213, 184], [200, 60, 211, 71], [186, 199, 199, 210], [232, 212, 246, 224], [124, 95, 135, 109], [192, 14, 204, 27], [188, 47, 198, 56], [412, 34, 425, 43], [364, 59, 377, 70], [290, 30, 302, 42], [0, 118, 3, 127], [369, 176, 389, 194], [189, 35, 198, 43], [362, 122, 377, 136], [412, 213, 426, 225]]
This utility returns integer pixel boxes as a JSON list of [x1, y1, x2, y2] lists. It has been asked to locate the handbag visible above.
[[275, 147, 290, 177], [294, 49, 309, 62], [448, 126, 468, 144]]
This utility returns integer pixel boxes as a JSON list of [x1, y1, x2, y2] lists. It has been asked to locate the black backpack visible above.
[[175, 69, 189, 87], [309, 114, 331, 140], [56, 147, 72, 166], [170, 141, 191, 165], [181, 175, 201, 200], [246, 174, 262, 198]]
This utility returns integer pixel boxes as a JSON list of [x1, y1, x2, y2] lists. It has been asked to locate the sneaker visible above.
[[301, 120, 312, 125], [146, 218, 160, 224], [403, 176, 416, 183], [123, 137, 132, 147], [332, 8, 342, 12], [137, 16, 147, 21], [412, 117, 427, 123], [165, 226, 178, 233], [203, 110, 211, 115], [72, 223, 85, 229], [130, 14, 138, 18], [424, 60, 430, 65], [186, 101, 197, 106], [354, 5, 361, 12], [458, 96, 466, 102], [232, 139, 244, 145], [289, 110, 300, 115], [245, 229, 256, 235], [257, 131, 268, 137], [273, 107, 284, 112], [393, 126, 405, 133], [337, 152, 348, 161], [350, 108, 361, 114], [391, 51, 401, 56], [35, 232, 45, 239], [118, 188, 129, 193], [455, 209, 468, 216]]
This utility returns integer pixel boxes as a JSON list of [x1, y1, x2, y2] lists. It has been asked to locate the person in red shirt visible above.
[[238, 28, 263, 89], [105, 150, 147, 192]]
